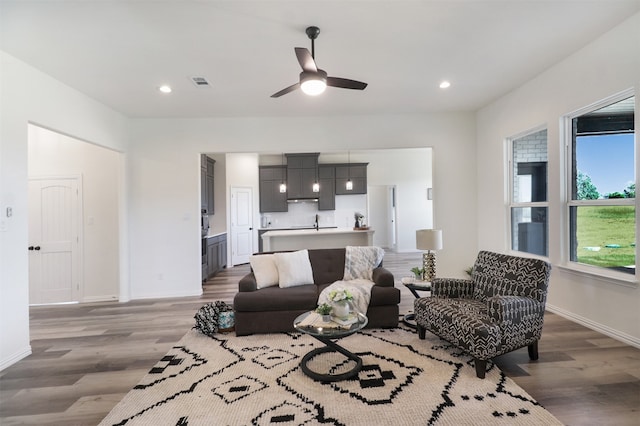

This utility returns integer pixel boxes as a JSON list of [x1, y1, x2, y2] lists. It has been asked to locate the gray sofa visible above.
[[233, 248, 400, 336]]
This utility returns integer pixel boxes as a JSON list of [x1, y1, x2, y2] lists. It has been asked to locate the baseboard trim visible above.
[[130, 289, 203, 300], [546, 304, 640, 349], [82, 295, 118, 303], [0, 345, 32, 372]]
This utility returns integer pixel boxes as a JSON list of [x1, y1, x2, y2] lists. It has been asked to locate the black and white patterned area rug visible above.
[[99, 326, 562, 425]]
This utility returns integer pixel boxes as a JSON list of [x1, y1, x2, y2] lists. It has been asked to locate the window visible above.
[[508, 128, 548, 257], [567, 94, 635, 275]]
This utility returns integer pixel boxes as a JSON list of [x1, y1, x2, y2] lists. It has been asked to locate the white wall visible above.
[[129, 113, 477, 299], [354, 148, 434, 252], [476, 13, 640, 345], [0, 51, 128, 369], [28, 125, 121, 301]]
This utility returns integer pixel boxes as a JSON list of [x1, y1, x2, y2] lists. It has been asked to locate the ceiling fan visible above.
[[271, 26, 368, 98]]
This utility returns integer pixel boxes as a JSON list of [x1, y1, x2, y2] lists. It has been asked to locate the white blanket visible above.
[[318, 279, 374, 316]]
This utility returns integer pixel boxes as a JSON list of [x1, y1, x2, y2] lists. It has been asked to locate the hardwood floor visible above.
[[1, 252, 639, 425]]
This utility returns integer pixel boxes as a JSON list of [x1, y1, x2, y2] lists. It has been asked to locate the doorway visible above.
[[28, 124, 121, 303], [367, 185, 397, 251]]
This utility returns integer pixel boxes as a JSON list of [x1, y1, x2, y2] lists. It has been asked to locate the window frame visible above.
[[506, 125, 550, 259], [561, 89, 637, 285]]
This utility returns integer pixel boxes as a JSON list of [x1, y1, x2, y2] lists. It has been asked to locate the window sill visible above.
[[556, 264, 638, 288]]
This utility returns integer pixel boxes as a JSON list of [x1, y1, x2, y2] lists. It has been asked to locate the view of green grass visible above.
[[576, 206, 635, 269]]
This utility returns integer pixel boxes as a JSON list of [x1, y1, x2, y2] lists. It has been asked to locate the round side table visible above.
[[401, 277, 431, 329]]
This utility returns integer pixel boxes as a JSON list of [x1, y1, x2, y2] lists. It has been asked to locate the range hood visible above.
[[287, 198, 319, 203]]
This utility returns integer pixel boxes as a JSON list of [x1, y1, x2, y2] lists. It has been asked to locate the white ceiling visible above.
[[1, 1, 638, 118]]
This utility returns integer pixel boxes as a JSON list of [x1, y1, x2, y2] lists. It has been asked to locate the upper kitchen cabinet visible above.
[[318, 165, 336, 210], [286, 153, 319, 200], [201, 155, 215, 214], [259, 166, 288, 212], [335, 163, 368, 195], [206, 157, 215, 214]]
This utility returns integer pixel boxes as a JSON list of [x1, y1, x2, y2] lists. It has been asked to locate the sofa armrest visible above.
[[432, 278, 474, 298], [487, 295, 545, 324], [238, 273, 258, 292], [372, 267, 394, 287]]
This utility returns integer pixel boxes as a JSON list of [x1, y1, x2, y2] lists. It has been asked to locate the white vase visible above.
[[332, 300, 350, 319]]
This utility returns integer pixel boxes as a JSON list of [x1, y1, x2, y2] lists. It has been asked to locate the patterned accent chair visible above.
[[414, 251, 551, 378]]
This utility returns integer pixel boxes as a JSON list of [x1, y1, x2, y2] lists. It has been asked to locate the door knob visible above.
[[34, 246, 41, 251], [28, 246, 34, 251]]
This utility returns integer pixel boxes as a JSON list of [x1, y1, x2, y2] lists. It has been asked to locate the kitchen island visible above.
[[261, 227, 374, 251]]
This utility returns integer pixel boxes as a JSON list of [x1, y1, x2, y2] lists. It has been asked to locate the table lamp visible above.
[[416, 229, 443, 282]]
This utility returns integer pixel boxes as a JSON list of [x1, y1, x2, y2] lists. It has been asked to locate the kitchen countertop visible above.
[[203, 232, 226, 239], [261, 227, 373, 237], [259, 226, 338, 231]]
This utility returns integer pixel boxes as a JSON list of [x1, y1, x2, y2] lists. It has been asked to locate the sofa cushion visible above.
[[233, 284, 318, 312], [308, 248, 347, 284], [249, 254, 279, 289], [274, 249, 314, 288]]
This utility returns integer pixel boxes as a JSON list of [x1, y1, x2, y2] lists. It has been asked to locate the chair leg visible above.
[[474, 359, 486, 379], [528, 341, 539, 360], [416, 324, 426, 339]]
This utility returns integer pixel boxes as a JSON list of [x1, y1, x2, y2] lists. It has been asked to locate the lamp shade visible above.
[[416, 229, 443, 251]]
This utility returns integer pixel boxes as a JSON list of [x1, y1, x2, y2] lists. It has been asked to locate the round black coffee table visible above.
[[293, 311, 368, 382]]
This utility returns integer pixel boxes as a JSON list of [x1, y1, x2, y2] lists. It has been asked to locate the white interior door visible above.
[[230, 186, 253, 265], [28, 178, 81, 304], [367, 185, 396, 250]]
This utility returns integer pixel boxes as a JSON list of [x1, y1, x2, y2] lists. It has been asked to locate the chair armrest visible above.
[[238, 273, 258, 292], [487, 295, 545, 324], [372, 267, 395, 287], [432, 278, 474, 298]]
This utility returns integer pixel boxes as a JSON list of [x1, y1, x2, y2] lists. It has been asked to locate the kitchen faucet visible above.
[[314, 214, 319, 231]]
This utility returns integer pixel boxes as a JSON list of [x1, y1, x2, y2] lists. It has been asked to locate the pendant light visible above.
[[346, 151, 353, 191], [312, 161, 320, 193], [279, 153, 287, 193]]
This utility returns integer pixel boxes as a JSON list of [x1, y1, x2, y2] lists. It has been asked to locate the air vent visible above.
[[190, 76, 211, 87]]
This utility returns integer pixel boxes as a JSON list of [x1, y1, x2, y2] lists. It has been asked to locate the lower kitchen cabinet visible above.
[[205, 233, 227, 279]]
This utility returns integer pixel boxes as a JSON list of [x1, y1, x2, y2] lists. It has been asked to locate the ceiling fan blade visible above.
[[271, 82, 300, 98], [326, 77, 368, 90], [295, 47, 317, 72]]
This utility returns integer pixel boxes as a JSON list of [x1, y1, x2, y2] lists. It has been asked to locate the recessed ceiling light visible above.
[[439, 81, 451, 89], [158, 85, 172, 94]]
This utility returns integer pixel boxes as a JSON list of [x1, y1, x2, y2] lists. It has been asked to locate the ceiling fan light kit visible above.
[[300, 70, 327, 96], [271, 26, 367, 98]]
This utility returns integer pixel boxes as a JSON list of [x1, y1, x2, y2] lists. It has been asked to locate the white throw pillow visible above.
[[249, 254, 279, 289], [275, 249, 314, 288]]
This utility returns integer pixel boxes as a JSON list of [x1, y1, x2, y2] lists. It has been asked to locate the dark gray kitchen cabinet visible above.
[[200, 156, 207, 212], [335, 163, 368, 195], [259, 166, 288, 212], [201, 155, 215, 214], [206, 158, 215, 215], [318, 165, 336, 210], [285, 153, 319, 199], [206, 233, 227, 279]]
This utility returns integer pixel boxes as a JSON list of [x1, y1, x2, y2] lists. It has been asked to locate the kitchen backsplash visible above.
[[261, 194, 367, 229]]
